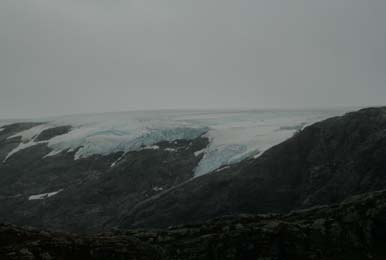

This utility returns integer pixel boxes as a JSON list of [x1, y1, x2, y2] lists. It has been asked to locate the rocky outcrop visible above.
[[35, 126, 72, 141], [0, 225, 163, 260], [122, 107, 386, 228], [1, 190, 385, 260]]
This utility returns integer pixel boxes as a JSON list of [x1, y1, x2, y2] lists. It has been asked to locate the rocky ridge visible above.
[[1, 190, 385, 260]]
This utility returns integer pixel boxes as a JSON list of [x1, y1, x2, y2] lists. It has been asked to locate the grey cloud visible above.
[[0, 0, 385, 118]]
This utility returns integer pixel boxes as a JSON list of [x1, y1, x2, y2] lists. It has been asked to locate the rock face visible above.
[[122, 107, 386, 228], [35, 126, 72, 142], [1, 190, 385, 260]]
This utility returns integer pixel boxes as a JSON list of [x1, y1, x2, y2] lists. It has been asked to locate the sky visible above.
[[0, 0, 385, 119]]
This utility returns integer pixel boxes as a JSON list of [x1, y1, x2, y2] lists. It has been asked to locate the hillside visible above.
[[1, 190, 385, 260], [122, 107, 386, 228]]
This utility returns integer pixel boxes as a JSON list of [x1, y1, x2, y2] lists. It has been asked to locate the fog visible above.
[[0, 0, 385, 118]]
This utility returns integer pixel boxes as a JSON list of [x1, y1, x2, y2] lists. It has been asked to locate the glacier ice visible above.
[[2, 109, 350, 176]]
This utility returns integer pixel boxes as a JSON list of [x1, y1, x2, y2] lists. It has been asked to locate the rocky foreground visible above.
[[1, 189, 385, 260]]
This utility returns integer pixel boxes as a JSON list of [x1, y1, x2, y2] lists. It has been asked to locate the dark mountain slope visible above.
[[0, 122, 209, 231], [122, 107, 386, 228], [1, 190, 385, 260]]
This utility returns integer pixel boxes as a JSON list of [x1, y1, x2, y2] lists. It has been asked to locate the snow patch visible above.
[[164, 148, 177, 152], [28, 189, 63, 200], [152, 186, 164, 192], [7, 124, 50, 142], [4, 140, 43, 162], [43, 149, 62, 158], [253, 151, 262, 159], [4, 123, 64, 161], [141, 145, 160, 150], [110, 155, 124, 168], [215, 166, 230, 172], [194, 148, 207, 157]]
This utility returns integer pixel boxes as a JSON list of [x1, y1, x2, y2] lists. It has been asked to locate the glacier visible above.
[[0, 109, 351, 176]]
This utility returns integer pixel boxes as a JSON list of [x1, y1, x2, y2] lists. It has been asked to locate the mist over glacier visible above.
[[1, 109, 350, 176]]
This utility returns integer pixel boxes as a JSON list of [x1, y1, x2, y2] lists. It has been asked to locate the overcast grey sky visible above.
[[0, 0, 385, 118]]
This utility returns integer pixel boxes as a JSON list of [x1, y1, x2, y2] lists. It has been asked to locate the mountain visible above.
[[0, 109, 346, 231], [1, 107, 386, 233], [121, 107, 386, 228], [1, 107, 386, 259], [1, 190, 385, 260]]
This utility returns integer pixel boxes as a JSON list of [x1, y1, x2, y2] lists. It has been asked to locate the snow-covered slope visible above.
[[1, 109, 350, 176]]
